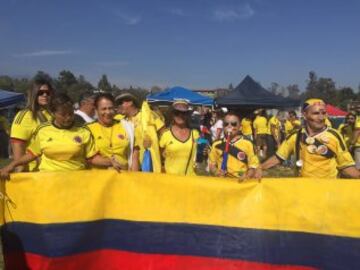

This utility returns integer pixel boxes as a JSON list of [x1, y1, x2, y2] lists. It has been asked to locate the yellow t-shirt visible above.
[[28, 123, 97, 172], [10, 109, 52, 171], [338, 123, 353, 148], [353, 119, 360, 147], [159, 129, 199, 176], [276, 128, 354, 178], [87, 121, 136, 167], [114, 114, 125, 121], [253, 116, 269, 135], [11, 109, 52, 142], [241, 118, 253, 136], [129, 110, 165, 172], [268, 116, 281, 139], [284, 120, 293, 137], [209, 136, 259, 177]]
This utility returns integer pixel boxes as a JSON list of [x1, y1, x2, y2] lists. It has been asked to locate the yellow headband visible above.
[[302, 98, 325, 111]]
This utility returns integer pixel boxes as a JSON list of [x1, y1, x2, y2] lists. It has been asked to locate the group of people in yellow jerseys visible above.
[[0, 77, 359, 180]]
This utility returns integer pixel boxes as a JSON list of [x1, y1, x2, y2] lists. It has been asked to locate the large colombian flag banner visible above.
[[1, 170, 360, 270]]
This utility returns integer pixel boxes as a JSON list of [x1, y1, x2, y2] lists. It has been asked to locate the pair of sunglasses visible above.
[[174, 110, 189, 115], [224, 121, 238, 127], [37, 90, 51, 96]]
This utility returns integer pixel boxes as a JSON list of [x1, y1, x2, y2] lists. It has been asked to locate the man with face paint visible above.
[[261, 99, 360, 178], [209, 112, 261, 179]]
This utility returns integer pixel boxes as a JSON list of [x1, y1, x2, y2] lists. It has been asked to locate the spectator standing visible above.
[[74, 92, 96, 125], [10, 78, 53, 172], [262, 99, 359, 178]]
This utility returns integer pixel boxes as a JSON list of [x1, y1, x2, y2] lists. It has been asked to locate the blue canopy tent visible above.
[[0, 89, 25, 108], [147, 86, 213, 106]]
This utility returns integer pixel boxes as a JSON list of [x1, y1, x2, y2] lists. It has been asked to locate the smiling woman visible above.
[[0, 94, 123, 180], [86, 93, 140, 171]]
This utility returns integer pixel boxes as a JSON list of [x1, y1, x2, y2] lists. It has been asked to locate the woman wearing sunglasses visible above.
[[159, 100, 199, 176], [1, 94, 122, 180], [209, 112, 261, 179], [10, 78, 53, 172]]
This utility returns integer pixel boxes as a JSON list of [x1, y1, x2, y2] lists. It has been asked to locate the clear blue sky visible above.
[[1, 0, 359, 90]]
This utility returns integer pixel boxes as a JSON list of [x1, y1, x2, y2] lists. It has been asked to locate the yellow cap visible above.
[[302, 98, 325, 111]]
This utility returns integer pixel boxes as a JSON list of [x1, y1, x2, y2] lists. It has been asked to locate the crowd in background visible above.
[[1, 77, 360, 180]]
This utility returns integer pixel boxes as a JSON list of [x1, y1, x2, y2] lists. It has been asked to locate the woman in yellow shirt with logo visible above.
[[10, 78, 53, 171], [0, 94, 122, 180], [87, 93, 139, 171], [159, 101, 199, 176], [209, 112, 261, 179]]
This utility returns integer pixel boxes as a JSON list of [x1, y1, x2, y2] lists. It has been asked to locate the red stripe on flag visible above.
[[5, 250, 318, 270]]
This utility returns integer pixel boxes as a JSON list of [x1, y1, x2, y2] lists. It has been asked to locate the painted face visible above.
[[303, 103, 327, 132], [37, 84, 51, 106], [223, 115, 240, 137], [96, 98, 115, 126], [54, 106, 74, 128]]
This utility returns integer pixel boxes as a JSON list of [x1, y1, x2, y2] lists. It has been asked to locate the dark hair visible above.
[[94, 93, 115, 108], [49, 93, 74, 113], [345, 112, 356, 123], [79, 91, 95, 104], [289, 110, 297, 117], [26, 78, 54, 119], [224, 111, 241, 122]]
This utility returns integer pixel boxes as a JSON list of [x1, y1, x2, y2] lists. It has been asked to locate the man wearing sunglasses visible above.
[[262, 99, 360, 178], [209, 112, 261, 179]]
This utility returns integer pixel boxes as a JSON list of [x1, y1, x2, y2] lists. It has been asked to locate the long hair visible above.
[[26, 79, 54, 120], [169, 108, 191, 128]]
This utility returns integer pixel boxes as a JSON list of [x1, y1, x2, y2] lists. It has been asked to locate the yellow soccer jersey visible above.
[[11, 109, 52, 142], [87, 121, 135, 167], [284, 120, 293, 137], [28, 123, 97, 172], [253, 116, 269, 135], [159, 129, 199, 176], [354, 119, 360, 147], [241, 118, 253, 136], [276, 128, 354, 178], [114, 114, 125, 121], [268, 116, 281, 140], [11, 109, 52, 171], [209, 136, 259, 177], [129, 110, 165, 172], [338, 123, 353, 148]]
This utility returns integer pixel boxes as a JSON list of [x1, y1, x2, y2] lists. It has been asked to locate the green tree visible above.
[[33, 70, 53, 83], [287, 84, 301, 99], [58, 70, 78, 91], [269, 82, 280, 95], [304, 71, 337, 104], [13, 78, 30, 93], [0, 76, 14, 90], [336, 87, 356, 110], [98, 74, 112, 92]]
